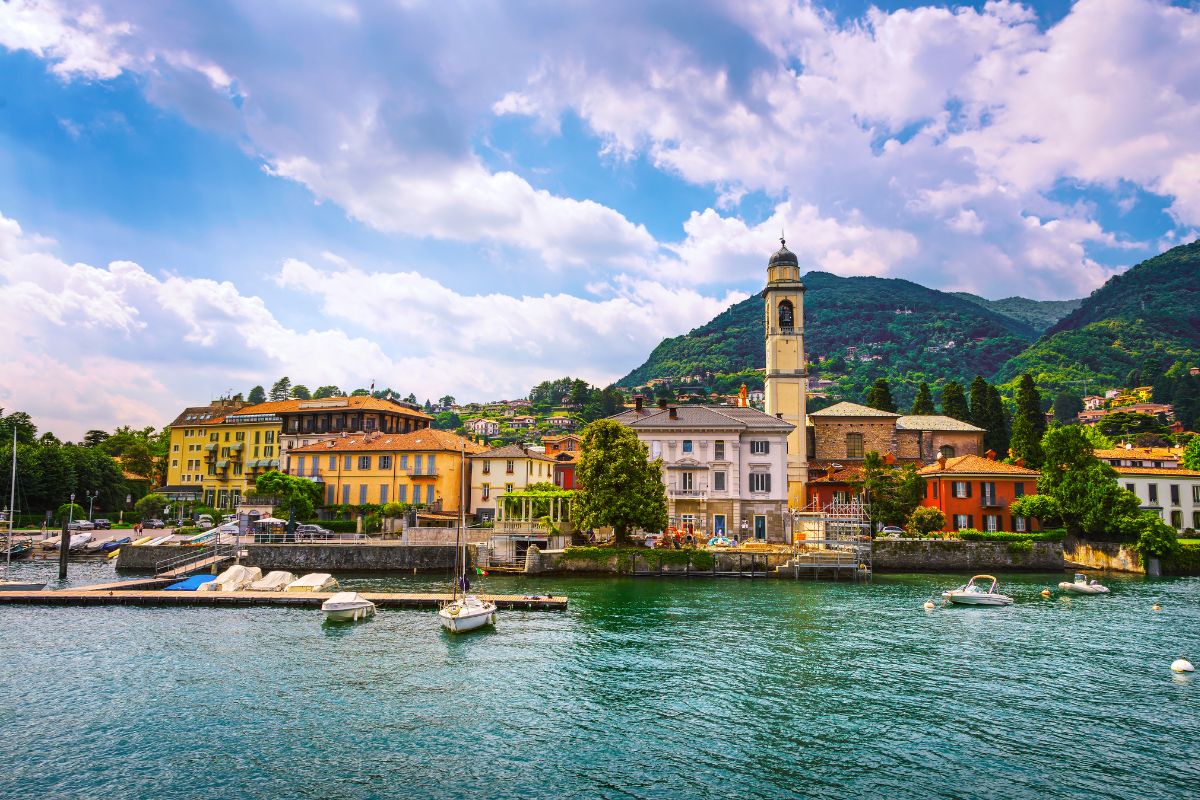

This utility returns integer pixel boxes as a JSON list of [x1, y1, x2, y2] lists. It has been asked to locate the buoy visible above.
[[1152, 603, 1162, 611], [1171, 658, 1194, 673], [1040, 589, 1051, 598], [923, 601, 935, 610]]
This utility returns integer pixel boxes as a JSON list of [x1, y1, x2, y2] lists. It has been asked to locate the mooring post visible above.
[[57, 517, 69, 580]]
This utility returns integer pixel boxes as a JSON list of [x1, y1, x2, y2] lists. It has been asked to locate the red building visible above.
[[918, 453, 1040, 533], [543, 434, 581, 489]]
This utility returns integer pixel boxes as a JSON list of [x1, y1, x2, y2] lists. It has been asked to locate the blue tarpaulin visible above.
[[165, 575, 216, 591]]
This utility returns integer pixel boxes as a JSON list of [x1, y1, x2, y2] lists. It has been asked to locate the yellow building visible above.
[[762, 237, 809, 507], [289, 429, 485, 512], [163, 399, 285, 509], [467, 444, 557, 522]]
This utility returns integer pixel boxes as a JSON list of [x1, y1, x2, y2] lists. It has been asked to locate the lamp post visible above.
[[86, 489, 98, 522], [68, 492, 76, 527]]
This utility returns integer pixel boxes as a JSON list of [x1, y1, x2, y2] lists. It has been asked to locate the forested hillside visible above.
[[997, 241, 1200, 393], [950, 293, 1081, 334]]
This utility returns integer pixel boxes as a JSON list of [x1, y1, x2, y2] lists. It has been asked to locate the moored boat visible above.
[[1058, 573, 1110, 595], [322, 591, 376, 622], [249, 570, 296, 591], [0, 579, 47, 591], [285, 573, 338, 592], [165, 574, 217, 591], [942, 574, 1014, 606], [198, 564, 262, 592], [439, 594, 498, 633]]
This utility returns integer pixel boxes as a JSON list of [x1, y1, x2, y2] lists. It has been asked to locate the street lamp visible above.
[[68, 492, 76, 528], [86, 490, 98, 521]]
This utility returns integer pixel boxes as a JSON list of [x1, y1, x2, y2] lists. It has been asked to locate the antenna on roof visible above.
[[780, 225, 785, 248]]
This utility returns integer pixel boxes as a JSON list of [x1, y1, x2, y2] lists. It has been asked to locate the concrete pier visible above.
[[0, 588, 567, 611]]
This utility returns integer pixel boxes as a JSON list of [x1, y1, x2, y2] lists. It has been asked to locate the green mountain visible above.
[[619, 271, 1037, 407], [950, 293, 1082, 334], [996, 240, 1200, 393]]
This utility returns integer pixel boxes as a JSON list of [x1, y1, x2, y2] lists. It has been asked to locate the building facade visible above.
[[467, 444, 557, 522], [808, 401, 984, 471], [1113, 465, 1200, 531], [762, 238, 809, 507], [610, 400, 795, 541], [262, 396, 431, 473], [289, 429, 483, 513], [918, 454, 1041, 533], [163, 399, 283, 509], [543, 434, 581, 490]]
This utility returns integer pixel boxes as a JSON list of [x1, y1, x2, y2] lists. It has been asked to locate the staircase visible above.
[[155, 538, 237, 579]]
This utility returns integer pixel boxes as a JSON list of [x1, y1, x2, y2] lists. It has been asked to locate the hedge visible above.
[[954, 529, 1066, 543], [1162, 543, 1200, 576]]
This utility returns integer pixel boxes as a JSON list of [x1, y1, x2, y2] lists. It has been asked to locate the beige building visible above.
[[467, 444, 556, 522], [762, 237, 809, 507]]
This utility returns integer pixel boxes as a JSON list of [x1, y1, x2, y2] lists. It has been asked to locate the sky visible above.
[[1, 0, 1198, 440]]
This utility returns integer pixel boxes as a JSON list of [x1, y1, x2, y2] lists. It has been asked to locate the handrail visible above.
[[154, 535, 237, 575]]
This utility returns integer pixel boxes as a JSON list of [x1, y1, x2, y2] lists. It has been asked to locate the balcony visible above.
[[409, 469, 439, 478], [668, 485, 708, 499], [981, 495, 1007, 509]]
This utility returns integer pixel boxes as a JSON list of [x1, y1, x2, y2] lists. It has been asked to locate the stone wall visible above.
[[872, 539, 1063, 572], [812, 418, 895, 461], [116, 543, 458, 573], [1063, 539, 1143, 573], [529, 548, 792, 575]]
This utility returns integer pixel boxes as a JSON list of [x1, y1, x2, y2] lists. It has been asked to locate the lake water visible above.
[[1, 559, 1197, 799]]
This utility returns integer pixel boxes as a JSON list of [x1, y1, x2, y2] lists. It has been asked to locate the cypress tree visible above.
[[865, 378, 897, 413], [247, 385, 266, 404], [984, 385, 1009, 456], [1015, 374, 1046, 440], [968, 375, 989, 430], [941, 382, 970, 422], [910, 382, 936, 415]]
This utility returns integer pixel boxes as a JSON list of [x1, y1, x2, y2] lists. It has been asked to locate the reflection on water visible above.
[[0, 560, 1197, 799]]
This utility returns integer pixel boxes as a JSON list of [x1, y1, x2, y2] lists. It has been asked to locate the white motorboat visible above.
[[249, 570, 295, 591], [285, 572, 338, 592], [198, 565, 261, 592], [322, 591, 376, 622], [50, 532, 93, 551], [438, 594, 498, 633], [1058, 573, 1110, 595], [942, 574, 1014, 606]]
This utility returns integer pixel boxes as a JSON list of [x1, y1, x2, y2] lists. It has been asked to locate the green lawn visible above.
[[1177, 539, 1200, 545]]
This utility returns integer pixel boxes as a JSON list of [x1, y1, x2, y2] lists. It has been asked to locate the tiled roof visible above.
[[289, 428, 484, 454], [810, 466, 864, 484], [609, 405, 794, 432], [168, 402, 249, 427], [1095, 447, 1181, 461], [1112, 465, 1200, 477], [809, 401, 900, 418], [896, 415, 984, 432], [239, 396, 432, 419], [919, 454, 1040, 476], [468, 444, 556, 462]]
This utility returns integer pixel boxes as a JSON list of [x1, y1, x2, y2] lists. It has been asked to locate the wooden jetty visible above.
[[0, 587, 567, 611]]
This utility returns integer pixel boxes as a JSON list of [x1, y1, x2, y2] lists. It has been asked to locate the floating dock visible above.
[[0, 586, 567, 611]]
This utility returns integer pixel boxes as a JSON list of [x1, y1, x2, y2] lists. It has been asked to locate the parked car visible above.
[[296, 524, 333, 540], [880, 526, 905, 539], [68, 520, 96, 531], [92, 518, 112, 530], [144, 518, 167, 529]]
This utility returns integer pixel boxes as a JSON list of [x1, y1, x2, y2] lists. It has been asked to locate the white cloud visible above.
[[0, 0, 132, 79]]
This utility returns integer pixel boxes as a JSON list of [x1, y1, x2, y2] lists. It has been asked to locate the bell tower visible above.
[[763, 237, 808, 507]]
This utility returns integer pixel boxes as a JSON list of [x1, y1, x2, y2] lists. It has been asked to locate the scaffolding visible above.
[[785, 499, 873, 581]]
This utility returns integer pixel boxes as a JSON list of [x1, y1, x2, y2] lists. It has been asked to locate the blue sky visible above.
[[1, 0, 1198, 438]]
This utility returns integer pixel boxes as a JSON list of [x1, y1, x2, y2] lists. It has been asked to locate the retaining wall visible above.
[[871, 539, 1063, 572], [116, 543, 457, 573], [1063, 539, 1143, 573], [528, 548, 793, 575]]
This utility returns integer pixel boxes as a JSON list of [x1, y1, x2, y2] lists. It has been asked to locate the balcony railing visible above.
[[981, 495, 1008, 509], [409, 469, 439, 478], [669, 485, 708, 499]]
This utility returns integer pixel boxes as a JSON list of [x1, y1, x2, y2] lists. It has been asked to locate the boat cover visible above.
[[249, 571, 296, 591], [165, 575, 218, 591]]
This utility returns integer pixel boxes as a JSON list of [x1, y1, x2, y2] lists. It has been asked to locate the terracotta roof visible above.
[[1112, 466, 1200, 477], [168, 401, 251, 427], [810, 466, 864, 484], [919, 454, 1040, 476], [289, 429, 483, 454], [1095, 447, 1181, 461], [896, 415, 984, 432], [468, 444, 556, 462], [238, 396, 432, 419], [809, 401, 900, 418], [609, 405, 794, 432]]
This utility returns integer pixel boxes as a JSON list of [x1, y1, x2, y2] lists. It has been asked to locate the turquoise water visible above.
[[1, 559, 1197, 799]]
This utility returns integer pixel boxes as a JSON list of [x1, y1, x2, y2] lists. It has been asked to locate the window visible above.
[[481, 484, 490, 500], [506, 459, 515, 474], [953, 481, 970, 499], [1148, 483, 1159, 503], [427, 455, 435, 473], [750, 473, 771, 493], [255, 431, 261, 444], [378, 455, 391, 470], [1170, 510, 1182, 529], [682, 440, 693, 454], [681, 472, 694, 492], [210, 433, 219, 442], [235, 432, 245, 441], [401, 455, 409, 470], [356, 484, 365, 504], [358, 456, 371, 470], [265, 431, 275, 444], [953, 514, 971, 531], [750, 440, 770, 455], [344, 456, 353, 471], [833, 490, 850, 504], [1194, 511, 1200, 529], [931, 481, 938, 499], [342, 484, 351, 504], [1126, 483, 1136, 494], [482, 461, 491, 474], [714, 440, 725, 460], [172, 459, 179, 467], [1194, 485, 1200, 503], [984, 514, 999, 532], [505, 483, 514, 494], [845, 434, 863, 459], [233, 463, 243, 476], [172, 444, 180, 452], [777, 299, 795, 331], [1014, 482, 1025, 498], [399, 485, 408, 503], [380, 485, 388, 504], [224, 432, 230, 442], [295, 456, 305, 473], [714, 471, 726, 492], [938, 444, 956, 458], [1170, 485, 1180, 506], [326, 485, 335, 504], [426, 485, 435, 505], [1013, 516, 1027, 532]]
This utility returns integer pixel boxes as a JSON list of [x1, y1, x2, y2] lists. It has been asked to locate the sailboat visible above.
[[438, 441, 496, 633], [2, 428, 46, 592]]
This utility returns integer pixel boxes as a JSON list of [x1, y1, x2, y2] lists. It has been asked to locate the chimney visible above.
[[658, 397, 669, 410], [776, 412, 783, 419], [985, 449, 997, 460], [633, 394, 644, 412], [668, 407, 678, 420], [936, 454, 947, 470]]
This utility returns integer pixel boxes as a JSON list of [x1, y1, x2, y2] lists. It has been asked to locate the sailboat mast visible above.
[[6, 427, 16, 577]]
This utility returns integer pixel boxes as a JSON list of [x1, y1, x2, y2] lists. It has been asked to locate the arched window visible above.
[[778, 299, 795, 332], [939, 444, 956, 459]]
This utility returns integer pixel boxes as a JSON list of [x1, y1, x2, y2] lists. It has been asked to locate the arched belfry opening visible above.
[[778, 299, 794, 332]]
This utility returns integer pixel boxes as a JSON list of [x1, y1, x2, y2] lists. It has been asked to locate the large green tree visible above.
[[247, 385, 267, 404], [910, 382, 936, 415], [254, 470, 324, 519], [1053, 392, 1083, 425], [1009, 374, 1046, 466], [968, 375, 989, 430], [1182, 437, 1200, 471], [983, 385, 1009, 456], [856, 451, 925, 530], [291, 384, 312, 400], [574, 420, 667, 543], [940, 382, 970, 422], [269, 377, 292, 401], [1037, 425, 1141, 539], [313, 385, 342, 399], [865, 378, 897, 413]]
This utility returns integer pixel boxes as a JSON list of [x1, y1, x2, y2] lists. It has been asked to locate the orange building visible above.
[[543, 434, 581, 489], [919, 453, 1040, 533]]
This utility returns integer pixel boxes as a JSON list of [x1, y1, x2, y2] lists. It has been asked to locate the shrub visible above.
[[906, 506, 946, 537], [955, 529, 1065, 543], [1162, 543, 1200, 576], [1128, 513, 1181, 561], [1007, 540, 1034, 554]]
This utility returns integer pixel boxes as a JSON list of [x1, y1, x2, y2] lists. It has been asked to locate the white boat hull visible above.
[[944, 592, 1013, 606], [1058, 582, 1110, 594], [438, 600, 497, 633], [323, 604, 376, 622]]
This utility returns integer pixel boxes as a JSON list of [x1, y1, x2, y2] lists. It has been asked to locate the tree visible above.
[[654, 383, 675, 404], [269, 377, 292, 401], [1096, 411, 1170, 440], [134, 493, 169, 521], [910, 382, 936, 415], [83, 430, 109, 448], [404, 393, 417, 404], [1038, 425, 1141, 539], [574, 420, 667, 543], [56, 502, 87, 523], [0, 410, 37, 445], [983, 385, 1009, 456], [865, 378, 897, 413], [433, 412, 463, 431], [1182, 437, 1200, 471], [313, 385, 342, 399], [1009, 494, 1063, 528], [254, 470, 324, 519], [1129, 512, 1181, 561], [940, 382, 970, 422], [350, 388, 371, 397], [857, 452, 924, 530], [248, 385, 267, 404], [291, 385, 311, 400], [1171, 376, 1200, 432], [439, 395, 455, 408], [1080, 425, 1114, 450], [121, 440, 155, 479], [1009, 375, 1044, 466], [1053, 392, 1083, 425], [906, 506, 946, 537], [968, 375, 989, 430]]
